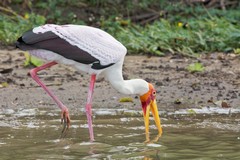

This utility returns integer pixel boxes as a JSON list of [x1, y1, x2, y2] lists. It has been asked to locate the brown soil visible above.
[[0, 50, 240, 114]]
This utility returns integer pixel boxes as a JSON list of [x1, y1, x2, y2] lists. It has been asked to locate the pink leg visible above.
[[85, 74, 96, 142], [30, 61, 70, 135]]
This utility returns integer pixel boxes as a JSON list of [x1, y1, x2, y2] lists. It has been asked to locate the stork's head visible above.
[[140, 83, 162, 142]]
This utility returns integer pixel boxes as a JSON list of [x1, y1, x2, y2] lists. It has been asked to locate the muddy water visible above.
[[0, 109, 239, 159]]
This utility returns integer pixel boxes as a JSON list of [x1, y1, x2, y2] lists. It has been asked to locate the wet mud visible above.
[[0, 50, 239, 113]]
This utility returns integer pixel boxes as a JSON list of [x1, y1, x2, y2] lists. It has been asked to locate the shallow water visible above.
[[0, 108, 240, 159]]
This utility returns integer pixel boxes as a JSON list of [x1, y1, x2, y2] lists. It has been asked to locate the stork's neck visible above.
[[103, 58, 149, 95]]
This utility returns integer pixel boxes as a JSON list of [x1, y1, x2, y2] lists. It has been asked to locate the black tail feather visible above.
[[15, 36, 36, 50]]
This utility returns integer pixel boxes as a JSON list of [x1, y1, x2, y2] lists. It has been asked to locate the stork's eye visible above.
[[152, 91, 156, 96]]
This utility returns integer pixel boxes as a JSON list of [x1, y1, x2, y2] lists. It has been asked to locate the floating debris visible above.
[[174, 106, 240, 115], [147, 143, 162, 147], [187, 109, 197, 115]]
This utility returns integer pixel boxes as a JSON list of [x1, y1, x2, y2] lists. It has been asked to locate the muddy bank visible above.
[[0, 50, 240, 115]]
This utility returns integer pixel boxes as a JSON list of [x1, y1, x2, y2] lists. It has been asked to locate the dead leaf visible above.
[[207, 97, 214, 103], [214, 100, 231, 108], [221, 101, 230, 108], [174, 99, 182, 104]]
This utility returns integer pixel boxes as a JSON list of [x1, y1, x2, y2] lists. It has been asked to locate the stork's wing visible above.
[[22, 30, 58, 44], [32, 24, 127, 65], [17, 24, 127, 69], [16, 30, 101, 65]]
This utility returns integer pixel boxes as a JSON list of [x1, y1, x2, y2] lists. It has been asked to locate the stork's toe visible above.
[[60, 109, 70, 138]]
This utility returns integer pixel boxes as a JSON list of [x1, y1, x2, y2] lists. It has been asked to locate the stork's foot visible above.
[[144, 139, 150, 144], [144, 132, 162, 144], [144, 132, 150, 143], [60, 109, 70, 138], [149, 133, 162, 143]]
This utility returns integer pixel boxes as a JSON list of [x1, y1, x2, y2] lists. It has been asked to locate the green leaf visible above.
[[24, 52, 31, 66], [119, 97, 134, 103], [24, 52, 43, 67], [0, 82, 9, 88], [187, 62, 205, 73], [30, 56, 44, 67], [234, 48, 240, 54]]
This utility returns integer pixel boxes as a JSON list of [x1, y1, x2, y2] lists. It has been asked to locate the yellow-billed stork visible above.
[[16, 24, 162, 142]]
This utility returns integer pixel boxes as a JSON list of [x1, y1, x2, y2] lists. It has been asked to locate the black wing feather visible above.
[[22, 30, 58, 44], [16, 30, 97, 65], [16, 30, 114, 69]]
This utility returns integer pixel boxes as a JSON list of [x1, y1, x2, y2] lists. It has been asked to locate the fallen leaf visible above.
[[221, 101, 230, 108], [30, 56, 44, 67], [174, 99, 182, 104], [24, 52, 43, 67], [187, 62, 204, 73], [119, 97, 134, 103], [207, 97, 214, 103], [191, 83, 201, 91], [214, 100, 231, 108], [0, 82, 9, 88]]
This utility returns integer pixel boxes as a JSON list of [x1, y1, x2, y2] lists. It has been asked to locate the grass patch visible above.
[[0, 1, 239, 56], [103, 17, 240, 56], [0, 13, 45, 45]]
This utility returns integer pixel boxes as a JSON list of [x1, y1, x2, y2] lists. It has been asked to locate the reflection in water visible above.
[[0, 109, 239, 159]]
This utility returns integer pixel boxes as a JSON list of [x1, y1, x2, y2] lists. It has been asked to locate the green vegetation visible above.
[[0, 82, 9, 88], [0, 13, 45, 45], [103, 17, 240, 55], [0, 0, 240, 56], [187, 62, 205, 73], [234, 48, 240, 54], [24, 52, 44, 67], [119, 97, 134, 103]]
